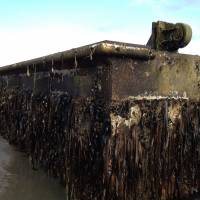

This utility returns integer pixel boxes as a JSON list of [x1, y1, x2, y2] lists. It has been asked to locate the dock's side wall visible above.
[[110, 53, 200, 100], [0, 52, 200, 200], [0, 57, 112, 199]]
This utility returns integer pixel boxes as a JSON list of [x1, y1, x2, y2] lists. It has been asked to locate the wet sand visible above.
[[0, 136, 67, 200]]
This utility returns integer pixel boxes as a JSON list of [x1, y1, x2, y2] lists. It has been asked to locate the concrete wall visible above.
[[0, 51, 200, 199]]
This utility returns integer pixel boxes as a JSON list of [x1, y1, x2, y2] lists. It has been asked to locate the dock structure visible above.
[[0, 22, 200, 200]]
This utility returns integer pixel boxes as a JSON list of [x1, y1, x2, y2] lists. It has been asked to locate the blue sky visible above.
[[0, 0, 199, 66]]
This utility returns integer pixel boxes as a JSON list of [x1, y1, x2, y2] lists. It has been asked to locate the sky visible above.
[[0, 0, 199, 66]]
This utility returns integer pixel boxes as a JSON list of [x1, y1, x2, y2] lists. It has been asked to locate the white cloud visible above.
[[0, 24, 149, 66], [180, 38, 200, 55], [0, 25, 97, 66], [0, 22, 198, 67]]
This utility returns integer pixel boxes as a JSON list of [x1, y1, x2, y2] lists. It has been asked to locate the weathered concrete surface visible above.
[[110, 53, 200, 101], [107, 98, 200, 200], [0, 41, 200, 200], [1, 90, 200, 199]]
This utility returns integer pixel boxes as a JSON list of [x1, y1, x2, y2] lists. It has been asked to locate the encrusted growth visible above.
[[0, 88, 200, 200]]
